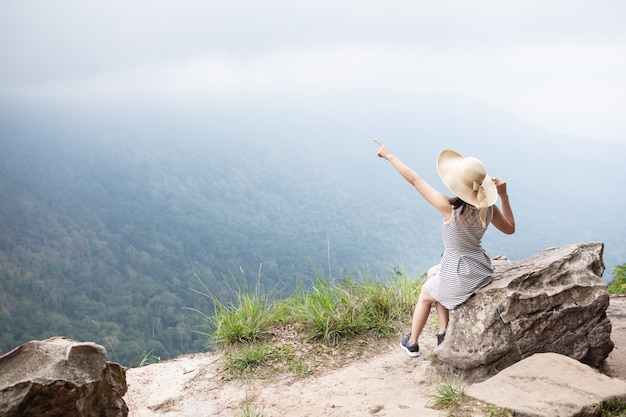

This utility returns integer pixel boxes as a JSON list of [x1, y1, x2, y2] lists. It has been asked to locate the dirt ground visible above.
[[124, 296, 626, 417]]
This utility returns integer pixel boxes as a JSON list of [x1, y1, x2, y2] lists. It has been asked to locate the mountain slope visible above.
[[0, 93, 624, 365]]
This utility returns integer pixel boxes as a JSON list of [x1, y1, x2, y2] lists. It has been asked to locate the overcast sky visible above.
[[1, 0, 625, 143]]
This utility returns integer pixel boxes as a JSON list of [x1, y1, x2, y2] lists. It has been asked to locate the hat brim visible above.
[[437, 149, 497, 208]]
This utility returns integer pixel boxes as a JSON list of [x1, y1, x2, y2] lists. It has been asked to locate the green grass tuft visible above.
[[207, 291, 275, 345], [595, 396, 626, 417], [285, 273, 424, 344], [225, 343, 273, 374], [430, 375, 464, 409]]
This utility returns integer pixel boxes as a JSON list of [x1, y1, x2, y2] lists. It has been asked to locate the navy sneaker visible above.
[[437, 331, 446, 346], [400, 334, 420, 357]]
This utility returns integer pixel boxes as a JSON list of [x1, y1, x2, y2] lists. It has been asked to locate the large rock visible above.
[[435, 242, 614, 381], [0, 336, 128, 417], [465, 352, 626, 417]]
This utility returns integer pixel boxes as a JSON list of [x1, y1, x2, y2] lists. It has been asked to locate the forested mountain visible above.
[[1, 94, 624, 366]]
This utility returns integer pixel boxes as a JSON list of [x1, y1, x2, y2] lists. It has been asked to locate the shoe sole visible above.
[[400, 340, 420, 357]]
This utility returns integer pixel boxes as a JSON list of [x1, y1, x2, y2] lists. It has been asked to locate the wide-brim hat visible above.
[[437, 149, 497, 208]]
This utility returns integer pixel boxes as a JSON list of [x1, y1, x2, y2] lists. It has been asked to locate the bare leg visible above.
[[408, 287, 436, 345], [407, 264, 445, 345], [434, 302, 449, 333]]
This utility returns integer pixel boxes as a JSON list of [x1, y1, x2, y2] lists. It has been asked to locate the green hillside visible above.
[[0, 107, 436, 366], [1, 96, 624, 366]]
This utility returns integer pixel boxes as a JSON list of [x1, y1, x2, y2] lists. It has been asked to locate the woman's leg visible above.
[[434, 302, 449, 333], [408, 287, 437, 345], [426, 264, 449, 333], [407, 264, 444, 345]]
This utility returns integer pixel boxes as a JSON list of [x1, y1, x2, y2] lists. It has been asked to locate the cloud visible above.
[[1, 0, 625, 142]]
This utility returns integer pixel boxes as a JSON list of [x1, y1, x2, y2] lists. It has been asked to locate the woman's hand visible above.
[[491, 177, 515, 234], [374, 138, 392, 160], [492, 177, 508, 198]]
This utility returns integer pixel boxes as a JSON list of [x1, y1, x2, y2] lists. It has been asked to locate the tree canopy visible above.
[[1, 99, 624, 366]]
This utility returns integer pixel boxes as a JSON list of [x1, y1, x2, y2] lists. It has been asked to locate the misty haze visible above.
[[1, 1, 625, 366]]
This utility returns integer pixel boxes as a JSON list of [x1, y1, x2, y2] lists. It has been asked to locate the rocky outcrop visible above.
[[466, 353, 626, 417], [435, 242, 614, 382], [0, 336, 128, 417]]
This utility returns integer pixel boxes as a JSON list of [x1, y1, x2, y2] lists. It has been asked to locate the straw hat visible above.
[[437, 149, 497, 208]]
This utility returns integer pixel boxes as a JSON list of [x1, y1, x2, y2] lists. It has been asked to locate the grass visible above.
[[595, 397, 626, 417], [223, 343, 313, 379], [211, 291, 275, 345], [607, 264, 626, 295], [138, 349, 161, 367], [204, 271, 423, 348], [224, 343, 273, 373], [428, 374, 514, 417], [240, 394, 266, 417], [430, 374, 464, 409], [481, 404, 515, 417], [286, 275, 411, 343]]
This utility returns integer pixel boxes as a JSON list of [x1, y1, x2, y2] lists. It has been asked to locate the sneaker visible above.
[[400, 334, 420, 357], [437, 331, 446, 346]]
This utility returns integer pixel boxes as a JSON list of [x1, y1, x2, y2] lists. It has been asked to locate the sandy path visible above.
[[125, 336, 443, 417], [245, 342, 441, 417]]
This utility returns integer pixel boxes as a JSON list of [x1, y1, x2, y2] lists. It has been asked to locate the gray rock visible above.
[[0, 336, 128, 417], [435, 242, 614, 381], [465, 352, 626, 417]]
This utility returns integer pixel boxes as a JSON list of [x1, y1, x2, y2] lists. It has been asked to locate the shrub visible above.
[[608, 264, 626, 295]]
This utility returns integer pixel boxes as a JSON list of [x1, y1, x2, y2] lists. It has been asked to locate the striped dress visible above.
[[423, 205, 494, 309]]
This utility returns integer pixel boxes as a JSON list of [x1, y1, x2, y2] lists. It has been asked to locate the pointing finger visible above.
[[374, 138, 383, 147]]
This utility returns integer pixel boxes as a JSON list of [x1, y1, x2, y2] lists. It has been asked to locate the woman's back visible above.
[[438, 205, 494, 309]]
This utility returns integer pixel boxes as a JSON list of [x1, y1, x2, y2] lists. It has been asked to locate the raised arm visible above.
[[375, 139, 451, 218], [490, 177, 515, 234]]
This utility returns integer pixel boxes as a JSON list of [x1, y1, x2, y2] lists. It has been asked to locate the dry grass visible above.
[[219, 322, 399, 380]]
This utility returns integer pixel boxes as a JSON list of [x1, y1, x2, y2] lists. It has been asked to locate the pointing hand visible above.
[[374, 138, 392, 160]]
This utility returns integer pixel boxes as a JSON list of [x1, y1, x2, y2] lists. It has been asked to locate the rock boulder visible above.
[[0, 336, 128, 417], [435, 242, 614, 381], [465, 352, 626, 417]]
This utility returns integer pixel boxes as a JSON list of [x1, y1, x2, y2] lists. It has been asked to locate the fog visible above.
[[1, 0, 625, 277], [1, 0, 626, 143]]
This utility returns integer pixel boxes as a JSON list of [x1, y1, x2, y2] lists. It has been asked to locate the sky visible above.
[[1, 0, 626, 143]]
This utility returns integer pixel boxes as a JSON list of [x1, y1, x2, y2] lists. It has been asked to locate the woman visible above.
[[374, 139, 515, 357]]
